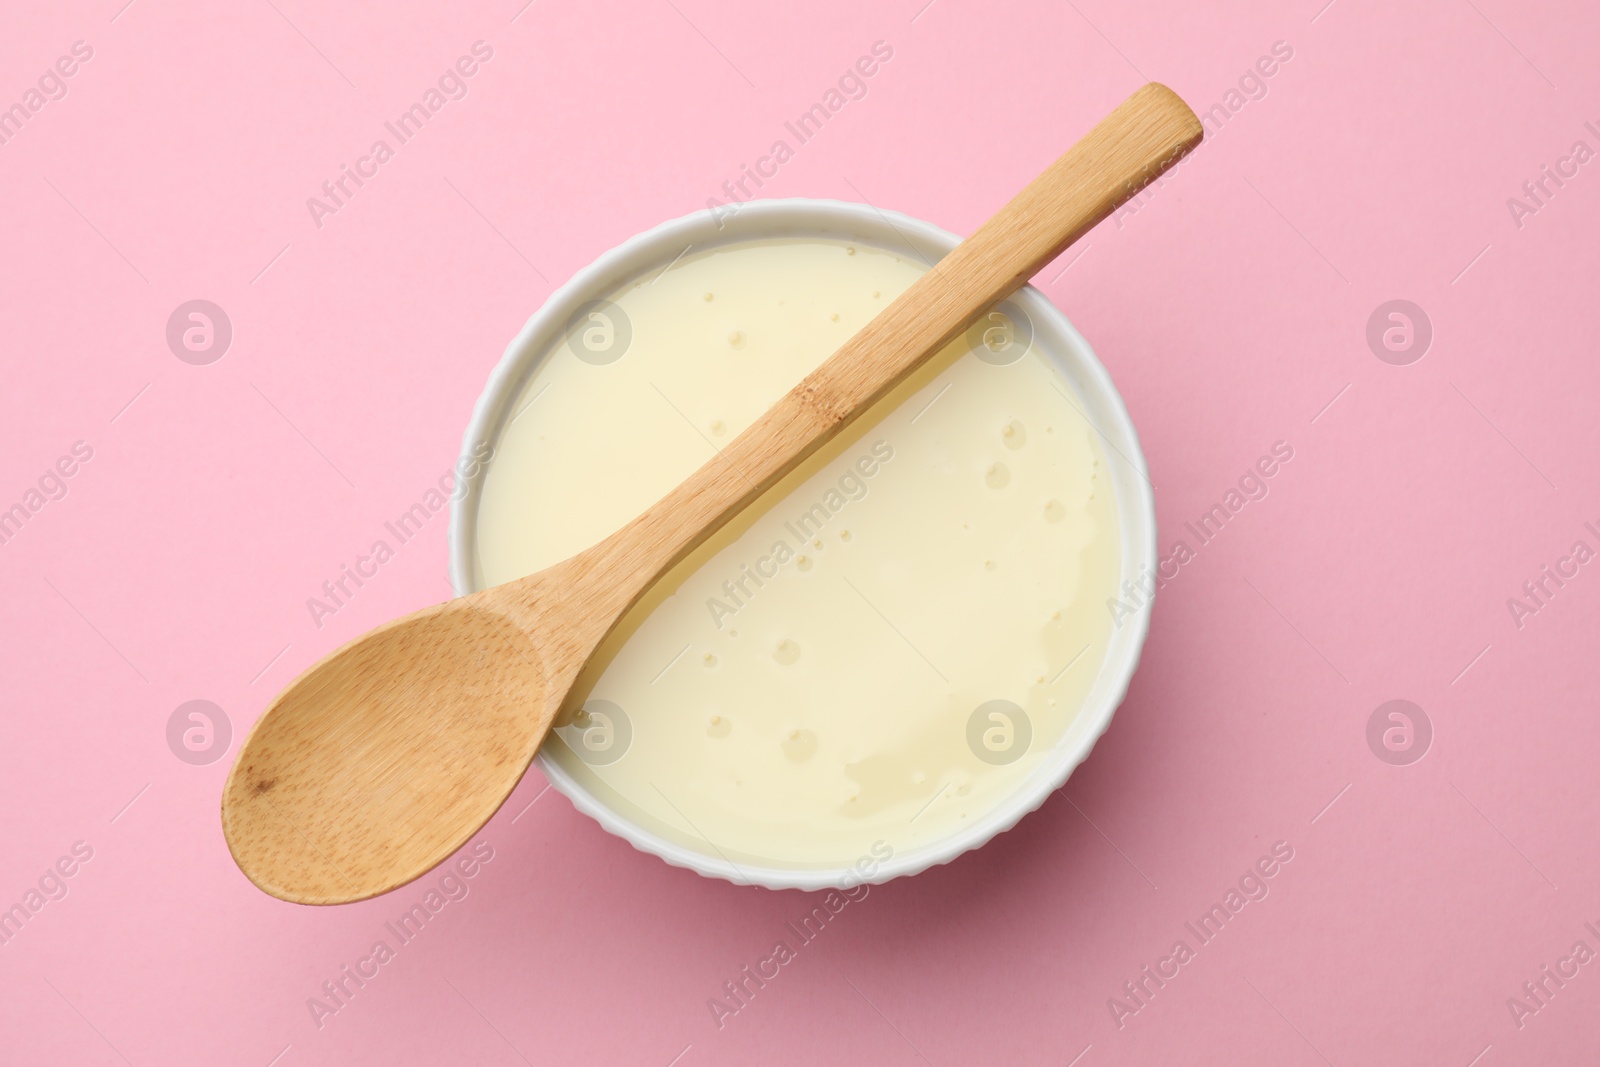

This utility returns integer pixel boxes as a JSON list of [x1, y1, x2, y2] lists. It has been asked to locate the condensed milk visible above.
[[472, 236, 1120, 870]]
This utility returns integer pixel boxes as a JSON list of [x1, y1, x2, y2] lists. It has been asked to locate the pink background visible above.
[[3, 0, 1597, 1063]]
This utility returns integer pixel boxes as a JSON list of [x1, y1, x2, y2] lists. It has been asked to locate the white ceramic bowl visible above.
[[449, 199, 1155, 890]]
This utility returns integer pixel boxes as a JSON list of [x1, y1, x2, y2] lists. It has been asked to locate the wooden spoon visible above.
[[222, 83, 1202, 904]]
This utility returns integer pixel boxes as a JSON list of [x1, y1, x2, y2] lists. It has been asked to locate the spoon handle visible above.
[[565, 83, 1201, 622]]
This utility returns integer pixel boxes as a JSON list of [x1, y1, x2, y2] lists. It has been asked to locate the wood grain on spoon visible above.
[[222, 83, 1203, 904]]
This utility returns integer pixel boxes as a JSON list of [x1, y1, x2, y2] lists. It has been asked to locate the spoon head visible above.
[[221, 599, 550, 904]]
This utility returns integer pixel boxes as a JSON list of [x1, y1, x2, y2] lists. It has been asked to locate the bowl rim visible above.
[[449, 197, 1156, 890]]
